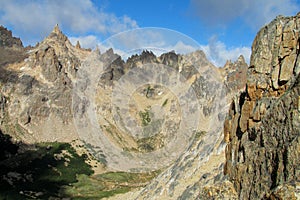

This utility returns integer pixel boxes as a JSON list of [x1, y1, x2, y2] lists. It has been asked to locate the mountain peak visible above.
[[46, 24, 68, 43]]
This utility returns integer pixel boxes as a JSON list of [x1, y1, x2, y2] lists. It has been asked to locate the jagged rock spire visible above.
[[53, 24, 61, 34], [47, 24, 68, 42], [75, 41, 81, 49]]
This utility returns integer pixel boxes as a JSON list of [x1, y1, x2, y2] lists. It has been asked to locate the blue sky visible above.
[[0, 0, 299, 66]]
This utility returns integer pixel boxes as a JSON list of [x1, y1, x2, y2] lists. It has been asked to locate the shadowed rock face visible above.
[[224, 14, 300, 199]]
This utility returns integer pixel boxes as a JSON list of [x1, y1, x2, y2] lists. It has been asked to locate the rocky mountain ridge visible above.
[[0, 23, 247, 199]]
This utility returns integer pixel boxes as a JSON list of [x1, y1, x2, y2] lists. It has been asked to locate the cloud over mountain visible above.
[[0, 0, 138, 45], [200, 36, 251, 66]]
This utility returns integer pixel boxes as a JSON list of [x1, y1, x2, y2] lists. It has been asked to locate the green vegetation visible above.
[[137, 133, 164, 153], [139, 109, 152, 126], [98, 171, 161, 183], [14, 123, 26, 136], [64, 171, 160, 199], [138, 142, 155, 152], [0, 131, 162, 199]]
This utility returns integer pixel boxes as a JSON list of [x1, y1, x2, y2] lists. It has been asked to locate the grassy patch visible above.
[[64, 171, 160, 199], [14, 123, 26, 136], [145, 85, 155, 98]]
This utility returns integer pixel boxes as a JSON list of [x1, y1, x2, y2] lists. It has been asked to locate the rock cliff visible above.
[[224, 14, 300, 199]]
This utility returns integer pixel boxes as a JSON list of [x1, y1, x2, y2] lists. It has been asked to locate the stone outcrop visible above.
[[0, 26, 27, 67], [0, 26, 23, 48], [224, 14, 300, 199]]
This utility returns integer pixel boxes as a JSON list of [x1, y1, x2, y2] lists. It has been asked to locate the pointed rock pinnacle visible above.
[[53, 24, 61, 34]]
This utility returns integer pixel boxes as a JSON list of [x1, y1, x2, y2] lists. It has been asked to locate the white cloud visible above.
[[168, 41, 198, 54], [190, 0, 299, 29], [200, 36, 251, 67], [0, 0, 138, 45], [96, 28, 201, 59]]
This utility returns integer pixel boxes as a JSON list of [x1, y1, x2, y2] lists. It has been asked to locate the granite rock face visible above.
[[224, 14, 300, 199]]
